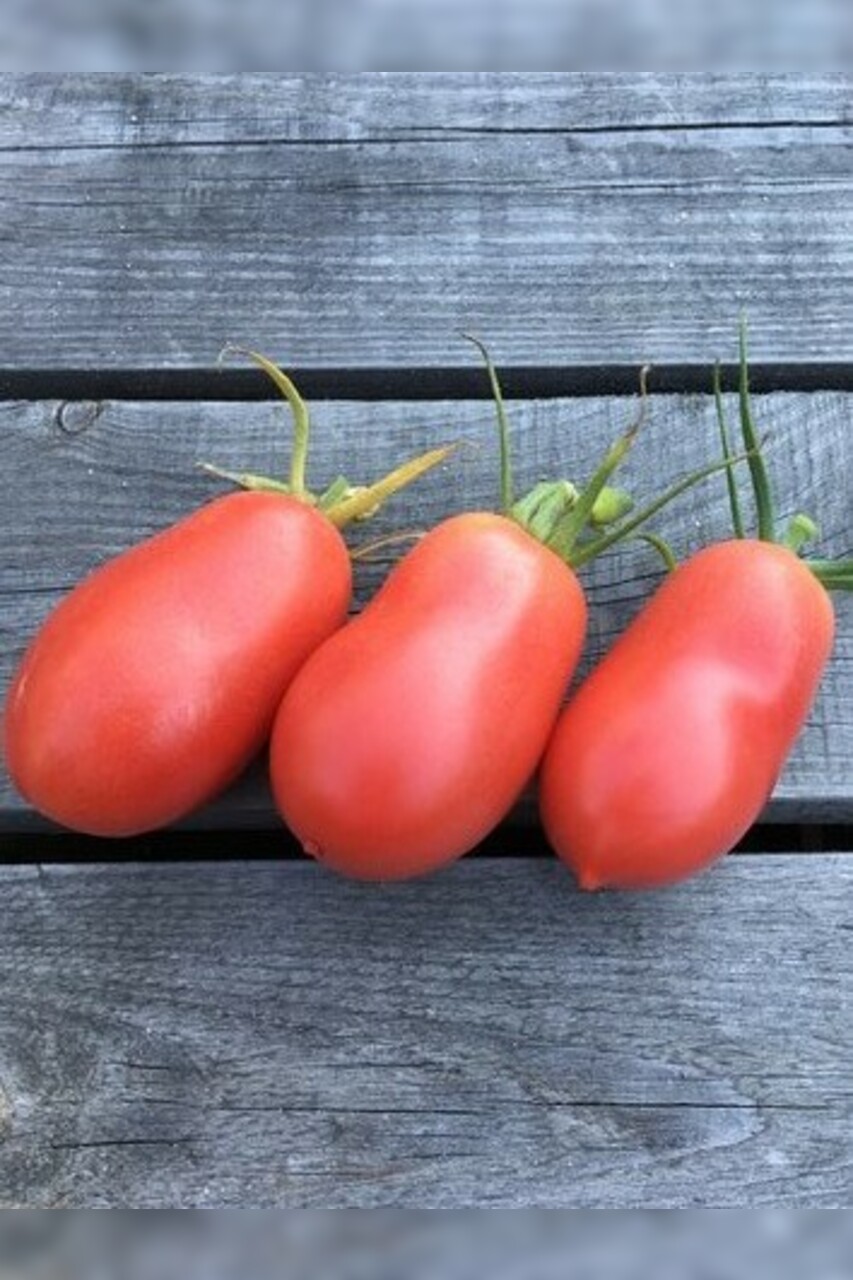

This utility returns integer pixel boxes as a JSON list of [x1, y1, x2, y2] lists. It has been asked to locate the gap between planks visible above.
[[2, 362, 853, 403]]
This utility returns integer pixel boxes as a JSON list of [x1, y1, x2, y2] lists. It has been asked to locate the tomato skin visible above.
[[3, 492, 350, 836], [539, 540, 835, 890], [270, 513, 586, 880]]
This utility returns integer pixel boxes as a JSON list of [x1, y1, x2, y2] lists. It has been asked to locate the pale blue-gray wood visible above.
[[0, 74, 851, 373], [0, 857, 850, 1207]]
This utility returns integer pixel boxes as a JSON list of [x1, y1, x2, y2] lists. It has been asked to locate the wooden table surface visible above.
[[0, 73, 851, 1207]]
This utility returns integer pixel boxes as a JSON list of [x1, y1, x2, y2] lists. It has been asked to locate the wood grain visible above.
[[0, 74, 851, 372], [1, 73, 850, 1216], [1, 391, 850, 830], [0, 856, 850, 1207]]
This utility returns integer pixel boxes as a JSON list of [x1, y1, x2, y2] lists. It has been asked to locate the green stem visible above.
[[221, 345, 311, 497], [325, 445, 457, 528], [737, 317, 776, 541], [569, 450, 753, 569], [713, 361, 745, 539], [207, 351, 456, 529], [198, 462, 292, 494], [548, 366, 650, 559], [807, 559, 853, 592], [316, 476, 352, 510], [547, 433, 635, 558], [632, 531, 678, 573], [462, 333, 513, 513], [349, 530, 426, 562]]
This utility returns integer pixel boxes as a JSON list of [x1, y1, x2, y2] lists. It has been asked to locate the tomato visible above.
[[267, 344, 695, 881], [3, 350, 450, 836], [4, 492, 351, 836], [539, 540, 835, 889], [271, 513, 586, 879]]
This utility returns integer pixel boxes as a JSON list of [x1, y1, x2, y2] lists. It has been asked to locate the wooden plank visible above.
[[1, 391, 851, 830], [5, 74, 853, 148], [0, 855, 851, 1207], [0, 74, 851, 371], [6, 72, 850, 145]]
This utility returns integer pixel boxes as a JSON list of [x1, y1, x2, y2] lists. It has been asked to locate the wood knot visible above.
[[55, 401, 102, 435]]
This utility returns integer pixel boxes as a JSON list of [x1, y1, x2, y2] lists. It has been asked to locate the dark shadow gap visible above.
[[2, 824, 851, 865], [0, 363, 852, 403]]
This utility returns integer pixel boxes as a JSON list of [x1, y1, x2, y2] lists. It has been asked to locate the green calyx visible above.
[[202, 347, 454, 530], [509, 481, 634, 546], [783, 512, 819, 554], [716, 316, 853, 592], [466, 339, 753, 576], [511, 480, 578, 542], [464, 331, 652, 567]]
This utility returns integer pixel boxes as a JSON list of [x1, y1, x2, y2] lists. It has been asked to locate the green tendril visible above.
[[737, 317, 776, 541], [631, 531, 678, 573], [219, 345, 311, 497], [462, 333, 514, 513], [570, 449, 754, 570], [714, 361, 745, 539]]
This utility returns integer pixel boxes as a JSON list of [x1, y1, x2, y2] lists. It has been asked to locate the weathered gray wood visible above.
[[1, 391, 850, 830], [5, 74, 853, 148], [0, 856, 851, 1207], [1, 74, 852, 371]]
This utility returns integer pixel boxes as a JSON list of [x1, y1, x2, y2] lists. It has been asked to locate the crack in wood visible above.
[[2, 117, 852, 157], [49, 1136, 195, 1150]]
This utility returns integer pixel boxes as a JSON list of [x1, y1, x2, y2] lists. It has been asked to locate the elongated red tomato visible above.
[[4, 493, 351, 836], [539, 541, 835, 889], [271, 514, 586, 880]]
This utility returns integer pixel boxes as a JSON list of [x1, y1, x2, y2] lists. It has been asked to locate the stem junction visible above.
[[467, 341, 740, 575], [204, 349, 455, 531]]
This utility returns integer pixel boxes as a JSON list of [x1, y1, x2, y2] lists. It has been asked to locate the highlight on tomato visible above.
[[270, 339, 738, 882], [3, 352, 452, 837], [539, 320, 853, 891]]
